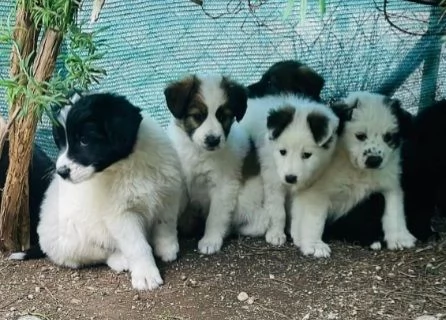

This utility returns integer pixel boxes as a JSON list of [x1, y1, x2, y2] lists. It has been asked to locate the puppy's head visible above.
[[248, 60, 325, 101], [267, 98, 339, 190], [164, 74, 247, 151], [331, 91, 412, 170], [53, 92, 142, 183]]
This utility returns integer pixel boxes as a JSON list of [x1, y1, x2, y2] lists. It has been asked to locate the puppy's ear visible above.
[[221, 77, 248, 122], [307, 111, 338, 148], [387, 98, 413, 139], [267, 106, 295, 140], [330, 98, 358, 134], [164, 76, 199, 119], [104, 96, 143, 156], [295, 65, 325, 101]]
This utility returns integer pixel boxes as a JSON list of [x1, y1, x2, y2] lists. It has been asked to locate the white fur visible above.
[[38, 115, 184, 291], [239, 94, 339, 246], [293, 92, 416, 258], [169, 74, 254, 254]]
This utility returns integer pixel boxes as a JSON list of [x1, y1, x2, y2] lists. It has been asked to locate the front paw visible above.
[[386, 231, 416, 250], [198, 236, 223, 255], [107, 252, 129, 273], [300, 241, 331, 258], [265, 229, 286, 246], [131, 263, 163, 291], [155, 238, 179, 262]]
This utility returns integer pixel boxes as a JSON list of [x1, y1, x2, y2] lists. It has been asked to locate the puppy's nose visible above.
[[285, 174, 297, 184], [204, 135, 221, 148], [365, 156, 382, 169], [57, 166, 71, 179]]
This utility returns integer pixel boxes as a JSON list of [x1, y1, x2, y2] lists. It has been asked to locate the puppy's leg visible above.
[[107, 251, 129, 273], [106, 212, 163, 291], [153, 198, 180, 262], [382, 188, 416, 250], [198, 182, 238, 254], [263, 179, 287, 246], [294, 194, 331, 258]]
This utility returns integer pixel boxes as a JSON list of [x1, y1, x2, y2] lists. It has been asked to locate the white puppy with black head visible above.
[[165, 74, 251, 254], [240, 94, 340, 246], [37, 92, 183, 291], [293, 91, 416, 258]]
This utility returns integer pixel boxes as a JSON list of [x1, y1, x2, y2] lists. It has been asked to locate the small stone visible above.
[[70, 298, 81, 304], [237, 291, 249, 302], [133, 294, 139, 301], [269, 274, 275, 279], [414, 316, 437, 320], [9, 307, 16, 312], [27, 294, 34, 300], [180, 274, 187, 281], [188, 279, 197, 287], [375, 266, 382, 271], [247, 297, 255, 305], [35, 286, 41, 293], [131, 305, 136, 310], [375, 276, 383, 281], [388, 273, 395, 278]]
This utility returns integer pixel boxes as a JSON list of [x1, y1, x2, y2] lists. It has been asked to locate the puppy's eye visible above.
[[80, 136, 88, 147], [190, 113, 205, 123], [279, 149, 287, 156], [355, 133, 367, 141], [302, 152, 312, 159], [383, 132, 393, 143]]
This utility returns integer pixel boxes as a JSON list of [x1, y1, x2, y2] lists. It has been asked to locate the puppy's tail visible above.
[[8, 245, 46, 261]]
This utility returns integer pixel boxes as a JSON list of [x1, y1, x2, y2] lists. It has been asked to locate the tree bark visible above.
[[0, 19, 63, 251]]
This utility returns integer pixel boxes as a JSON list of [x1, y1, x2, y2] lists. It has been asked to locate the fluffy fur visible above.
[[293, 91, 416, 258], [36, 92, 183, 291], [165, 73, 256, 254], [247, 60, 325, 101], [239, 94, 339, 246]]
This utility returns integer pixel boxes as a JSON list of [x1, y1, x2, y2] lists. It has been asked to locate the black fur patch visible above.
[[241, 139, 261, 181], [220, 77, 248, 122], [54, 93, 143, 174], [247, 60, 325, 101], [385, 97, 413, 142], [307, 112, 329, 146], [267, 106, 295, 140], [330, 99, 358, 135]]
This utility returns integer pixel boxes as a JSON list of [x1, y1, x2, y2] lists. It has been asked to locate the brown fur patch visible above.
[[241, 139, 261, 182]]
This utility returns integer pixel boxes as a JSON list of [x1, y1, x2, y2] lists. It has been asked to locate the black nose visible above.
[[204, 135, 221, 148], [285, 174, 297, 184], [365, 156, 382, 169], [57, 166, 71, 179]]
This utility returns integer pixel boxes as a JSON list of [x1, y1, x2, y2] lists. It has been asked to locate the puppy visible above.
[[293, 91, 416, 258], [34, 92, 182, 291], [240, 94, 340, 246], [165, 74, 250, 254], [247, 60, 325, 101]]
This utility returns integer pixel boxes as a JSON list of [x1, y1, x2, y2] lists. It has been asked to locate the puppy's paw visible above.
[[155, 238, 179, 262], [107, 252, 129, 273], [8, 252, 26, 260], [265, 229, 286, 246], [386, 231, 416, 250], [300, 241, 331, 258], [131, 264, 163, 291], [198, 236, 223, 255], [370, 241, 382, 251]]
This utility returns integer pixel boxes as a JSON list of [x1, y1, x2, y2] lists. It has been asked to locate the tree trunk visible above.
[[0, 14, 63, 251]]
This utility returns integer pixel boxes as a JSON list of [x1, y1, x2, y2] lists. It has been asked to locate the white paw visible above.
[[8, 252, 26, 260], [386, 231, 417, 250], [131, 264, 163, 291], [107, 252, 129, 273], [265, 229, 286, 246], [198, 236, 223, 255], [300, 241, 331, 258], [370, 241, 382, 251], [155, 238, 179, 262]]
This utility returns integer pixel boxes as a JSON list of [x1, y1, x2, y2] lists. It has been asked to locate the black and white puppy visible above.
[[25, 92, 183, 291], [247, 60, 325, 101], [165, 74, 250, 255], [294, 92, 416, 257]]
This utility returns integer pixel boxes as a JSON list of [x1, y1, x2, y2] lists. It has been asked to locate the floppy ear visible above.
[[307, 111, 338, 148], [221, 77, 248, 122], [387, 98, 413, 139], [164, 75, 199, 119], [330, 98, 358, 135], [267, 106, 295, 140], [295, 65, 325, 101], [104, 97, 143, 156]]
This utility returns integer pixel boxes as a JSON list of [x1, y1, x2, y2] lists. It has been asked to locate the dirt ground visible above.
[[1, 223, 445, 320]]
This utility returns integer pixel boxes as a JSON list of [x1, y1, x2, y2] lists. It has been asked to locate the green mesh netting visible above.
[[1, 0, 445, 159]]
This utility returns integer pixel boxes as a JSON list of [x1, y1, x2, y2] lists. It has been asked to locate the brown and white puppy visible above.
[[165, 74, 251, 254]]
